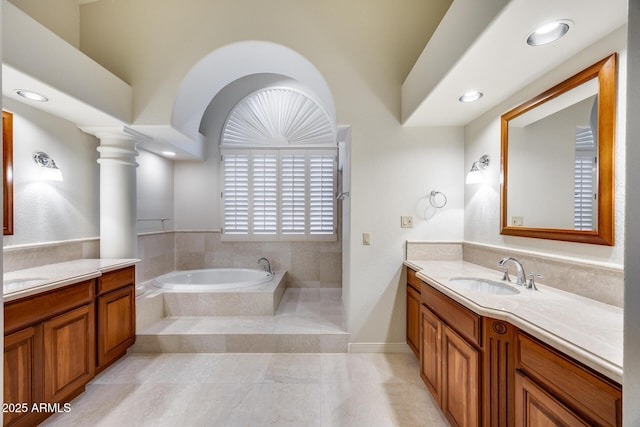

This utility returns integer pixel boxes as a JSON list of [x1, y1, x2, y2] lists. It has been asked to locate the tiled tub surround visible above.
[[148, 272, 287, 316], [406, 241, 624, 307], [175, 231, 342, 288], [405, 259, 623, 383]]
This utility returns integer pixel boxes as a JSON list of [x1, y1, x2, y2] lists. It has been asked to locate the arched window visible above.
[[220, 88, 337, 241]]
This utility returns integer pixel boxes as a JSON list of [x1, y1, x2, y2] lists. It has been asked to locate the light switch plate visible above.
[[401, 216, 414, 228], [363, 232, 371, 245]]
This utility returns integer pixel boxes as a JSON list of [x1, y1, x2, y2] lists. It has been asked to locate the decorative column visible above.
[[81, 126, 145, 259]]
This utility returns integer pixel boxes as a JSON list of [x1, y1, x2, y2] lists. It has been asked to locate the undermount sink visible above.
[[449, 277, 520, 296], [3, 277, 49, 292]]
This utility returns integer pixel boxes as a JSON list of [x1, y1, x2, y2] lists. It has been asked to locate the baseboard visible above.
[[348, 342, 412, 353]]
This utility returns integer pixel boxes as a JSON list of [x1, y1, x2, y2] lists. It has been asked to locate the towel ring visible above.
[[429, 190, 447, 209]]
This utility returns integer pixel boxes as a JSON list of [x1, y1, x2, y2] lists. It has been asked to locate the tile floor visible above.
[[41, 352, 449, 426]]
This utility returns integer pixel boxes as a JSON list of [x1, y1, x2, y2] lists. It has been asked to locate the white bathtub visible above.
[[151, 268, 273, 291]]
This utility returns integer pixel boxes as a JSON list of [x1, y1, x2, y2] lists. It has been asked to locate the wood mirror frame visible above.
[[3, 110, 14, 235], [500, 53, 616, 245]]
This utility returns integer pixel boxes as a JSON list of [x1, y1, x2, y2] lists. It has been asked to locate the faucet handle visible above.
[[527, 272, 542, 290], [500, 267, 511, 282]]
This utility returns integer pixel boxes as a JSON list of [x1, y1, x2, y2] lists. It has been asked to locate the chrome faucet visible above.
[[497, 257, 526, 286], [258, 257, 273, 275]]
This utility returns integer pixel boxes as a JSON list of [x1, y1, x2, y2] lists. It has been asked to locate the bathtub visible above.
[[151, 268, 273, 291]]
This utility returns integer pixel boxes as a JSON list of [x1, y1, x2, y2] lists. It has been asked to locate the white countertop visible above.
[[3, 259, 140, 302], [405, 259, 623, 384]]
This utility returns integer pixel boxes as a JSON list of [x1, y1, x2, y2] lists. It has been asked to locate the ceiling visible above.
[[402, 0, 627, 126]]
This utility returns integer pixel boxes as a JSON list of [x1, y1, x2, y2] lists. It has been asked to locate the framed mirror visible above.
[[500, 53, 616, 245], [3, 110, 14, 235]]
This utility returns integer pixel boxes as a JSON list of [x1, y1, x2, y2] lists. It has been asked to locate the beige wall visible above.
[[9, 0, 80, 48]]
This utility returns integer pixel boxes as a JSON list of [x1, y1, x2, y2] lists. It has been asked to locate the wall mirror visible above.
[[500, 53, 616, 245], [3, 111, 14, 235]]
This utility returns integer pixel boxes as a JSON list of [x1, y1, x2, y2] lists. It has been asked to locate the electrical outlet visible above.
[[401, 216, 414, 228], [363, 232, 371, 245], [511, 216, 524, 227]]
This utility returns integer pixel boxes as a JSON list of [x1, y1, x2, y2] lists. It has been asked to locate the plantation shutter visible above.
[[281, 152, 307, 237], [574, 154, 595, 230], [222, 152, 250, 235], [309, 151, 336, 235], [574, 127, 596, 231], [221, 148, 336, 241], [252, 152, 278, 236]]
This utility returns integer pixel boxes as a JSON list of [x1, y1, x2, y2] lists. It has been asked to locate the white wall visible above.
[[464, 27, 627, 266], [2, 97, 99, 247], [507, 97, 593, 229], [624, 2, 640, 424], [136, 148, 174, 234]]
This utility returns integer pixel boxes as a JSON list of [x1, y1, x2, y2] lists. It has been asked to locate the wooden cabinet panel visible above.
[[420, 304, 442, 405], [97, 285, 136, 370], [442, 325, 479, 427], [4, 280, 94, 335], [483, 318, 516, 427], [407, 267, 422, 291], [516, 332, 621, 427], [43, 304, 95, 403], [406, 284, 421, 358], [515, 371, 589, 427], [421, 283, 481, 347], [98, 266, 135, 295], [3, 327, 41, 427]]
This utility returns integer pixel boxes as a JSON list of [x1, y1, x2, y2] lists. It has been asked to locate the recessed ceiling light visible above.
[[15, 89, 49, 102], [458, 91, 484, 103], [527, 20, 572, 46], [162, 151, 177, 157]]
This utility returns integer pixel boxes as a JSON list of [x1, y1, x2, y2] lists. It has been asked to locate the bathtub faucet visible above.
[[258, 257, 273, 275]]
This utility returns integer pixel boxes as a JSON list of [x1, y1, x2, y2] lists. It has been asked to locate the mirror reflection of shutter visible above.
[[309, 151, 336, 235], [574, 127, 595, 231], [252, 152, 278, 236], [222, 153, 250, 235], [281, 152, 307, 237]]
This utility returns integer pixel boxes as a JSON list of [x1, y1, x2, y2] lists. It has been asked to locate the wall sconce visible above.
[[465, 154, 490, 184], [33, 151, 63, 181]]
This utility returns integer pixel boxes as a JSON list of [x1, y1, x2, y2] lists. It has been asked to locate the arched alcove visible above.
[[172, 41, 336, 144]]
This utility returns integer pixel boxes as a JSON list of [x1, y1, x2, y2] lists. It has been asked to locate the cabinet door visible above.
[[406, 285, 421, 358], [420, 304, 442, 405], [43, 304, 95, 403], [97, 285, 136, 370], [4, 327, 40, 427], [442, 325, 479, 427], [515, 371, 589, 427]]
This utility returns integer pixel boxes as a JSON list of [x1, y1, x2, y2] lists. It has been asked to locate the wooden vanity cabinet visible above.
[[96, 266, 136, 372], [411, 272, 622, 427], [3, 279, 95, 427], [420, 283, 481, 427], [515, 332, 622, 427], [406, 268, 421, 358]]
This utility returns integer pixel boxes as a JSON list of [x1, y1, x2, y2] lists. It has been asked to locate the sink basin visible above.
[[449, 277, 520, 295], [3, 277, 49, 292]]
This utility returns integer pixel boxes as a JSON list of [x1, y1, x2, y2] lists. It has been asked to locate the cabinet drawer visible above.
[[407, 267, 422, 292], [421, 283, 481, 347], [4, 280, 94, 335], [516, 332, 621, 427], [97, 266, 135, 295]]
